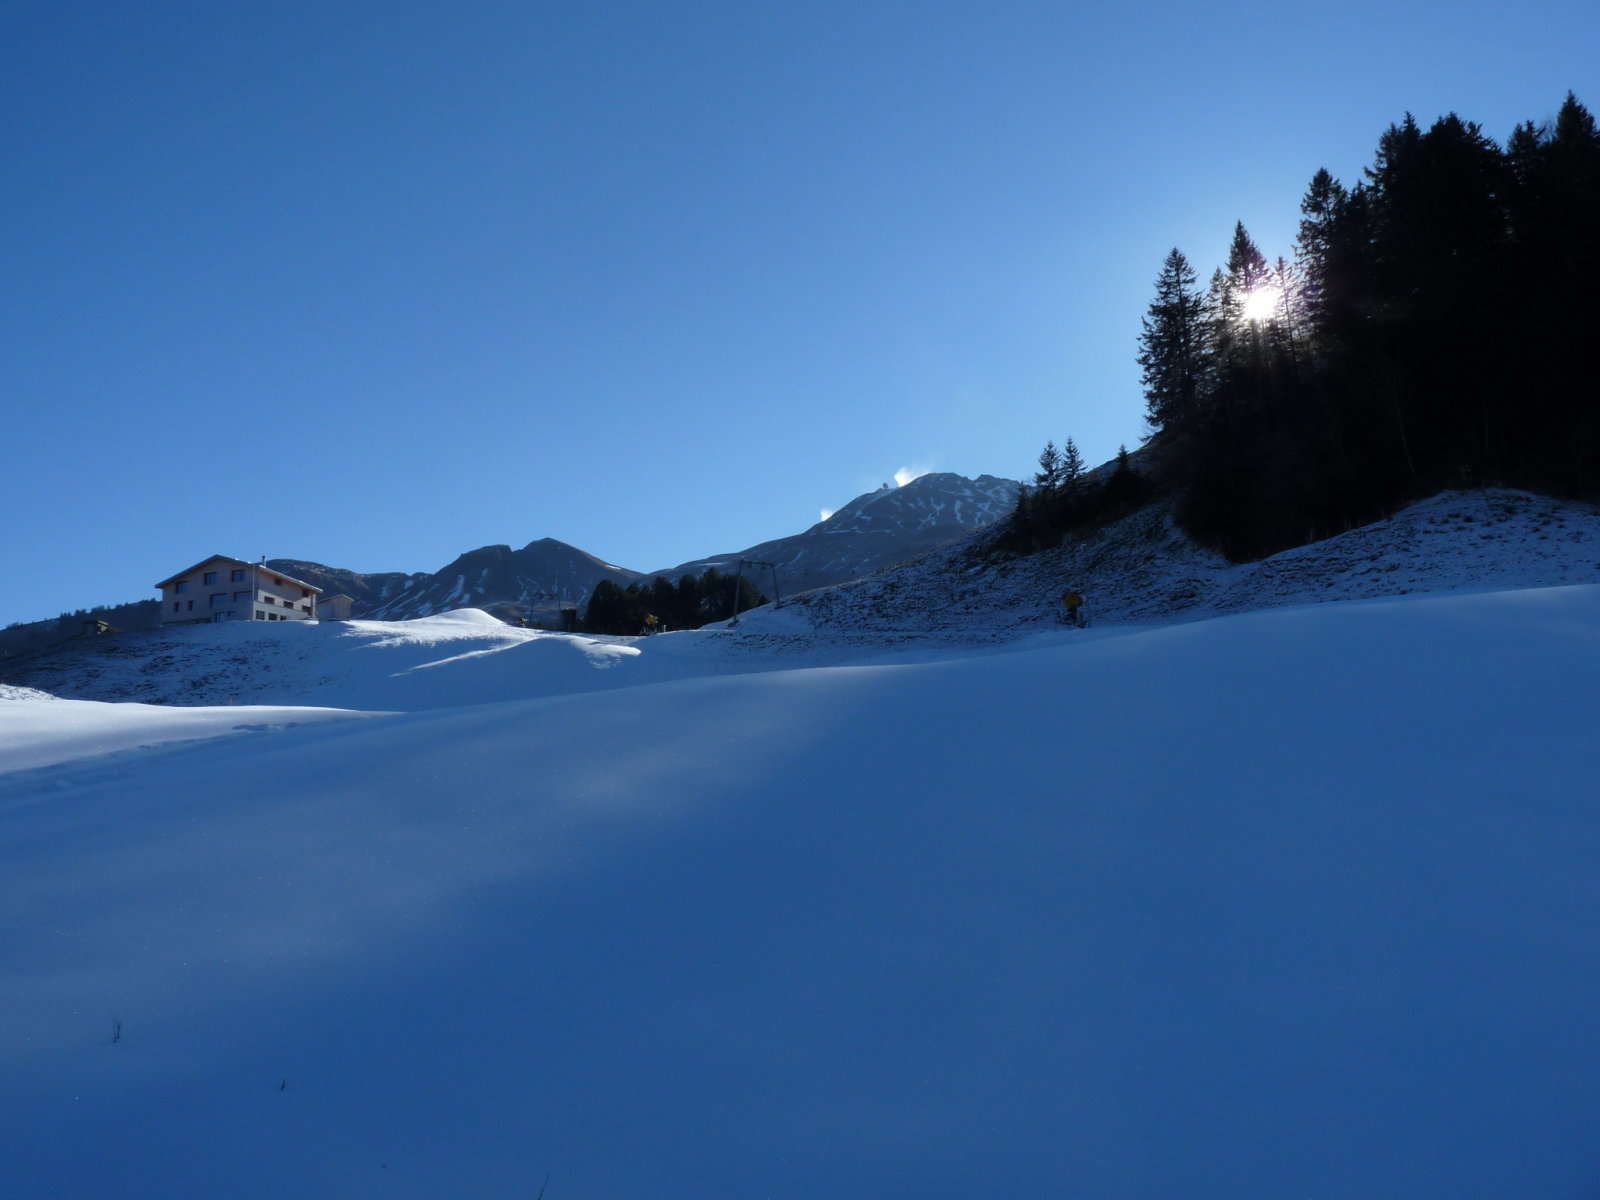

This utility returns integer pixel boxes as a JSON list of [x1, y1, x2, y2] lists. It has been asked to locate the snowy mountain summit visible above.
[[658, 471, 1020, 597]]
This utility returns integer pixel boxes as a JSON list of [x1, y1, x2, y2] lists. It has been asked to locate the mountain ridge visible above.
[[0, 471, 1021, 655], [12, 486, 1600, 706], [651, 471, 1021, 598]]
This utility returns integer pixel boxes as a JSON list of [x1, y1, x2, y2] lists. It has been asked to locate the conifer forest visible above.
[[1130, 93, 1600, 560]]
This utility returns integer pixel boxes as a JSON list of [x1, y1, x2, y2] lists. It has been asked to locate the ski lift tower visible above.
[[525, 591, 578, 631], [728, 559, 781, 627]]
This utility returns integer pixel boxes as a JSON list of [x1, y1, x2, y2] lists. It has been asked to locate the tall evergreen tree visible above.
[[1223, 221, 1272, 308], [1504, 93, 1600, 483], [1222, 224, 1274, 353], [1060, 437, 1086, 490], [1268, 255, 1304, 382], [1136, 247, 1209, 434], [1034, 440, 1063, 492], [1208, 223, 1276, 426], [1294, 168, 1350, 339]]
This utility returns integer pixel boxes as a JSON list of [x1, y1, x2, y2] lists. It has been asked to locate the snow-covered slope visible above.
[[7, 482, 1590, 711], [10, 488, 1600, 704], [0, 683, 374, 773], [771, 486, 1600, 635], [3, 581, 1599, 1199], [0, 609, 685, 710]]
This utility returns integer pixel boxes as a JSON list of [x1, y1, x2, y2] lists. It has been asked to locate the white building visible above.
[[155, 556, 322, 626]]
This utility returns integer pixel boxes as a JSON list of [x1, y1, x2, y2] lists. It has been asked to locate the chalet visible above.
[[317, 593, 356, 621], [155, 556, 322, 626]]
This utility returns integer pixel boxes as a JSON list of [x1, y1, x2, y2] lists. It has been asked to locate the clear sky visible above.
[[4, 0, 1596, 626]]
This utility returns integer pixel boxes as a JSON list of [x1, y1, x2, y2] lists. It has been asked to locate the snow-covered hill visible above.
[[768, 486, 1600, 635], [6, 489, 1600, 1198], [10, 487, 1600, 704], [1, 609, 719, 712], [5, 580, 1600, 1198]]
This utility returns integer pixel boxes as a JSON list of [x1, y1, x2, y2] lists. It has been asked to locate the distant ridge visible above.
[[358, 539, 644, 621], [0, 472, 1020, 652], [655, 472, 1021, 598]]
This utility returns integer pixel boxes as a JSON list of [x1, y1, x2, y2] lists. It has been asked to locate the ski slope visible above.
[[3, 583, 1600, 1198]]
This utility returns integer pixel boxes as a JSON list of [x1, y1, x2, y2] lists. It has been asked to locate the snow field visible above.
[[2, 586, 1599, 1197]]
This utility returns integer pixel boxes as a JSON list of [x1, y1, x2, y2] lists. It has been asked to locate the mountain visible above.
[[260, 559, 426, 614], [335, 473, 1023, 622], [0, 474, 1017, 657], [354, 538, 644, 622], [655, 471, 1021, 598]]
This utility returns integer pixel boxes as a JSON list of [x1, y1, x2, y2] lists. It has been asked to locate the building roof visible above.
[[154, 555, 322, 594]]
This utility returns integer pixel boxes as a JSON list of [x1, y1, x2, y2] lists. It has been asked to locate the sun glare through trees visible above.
[[1240, 285, 1281, 324]]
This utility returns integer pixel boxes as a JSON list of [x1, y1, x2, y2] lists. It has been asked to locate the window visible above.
[[173, 602, 180, 613], [210, 593, 228, 608], [301, 603, 311, 612], [272, 577, 284, 586], [254, 612, 265, 621], [301, 588, 311, 598], [203, 571, 218, 585], [264, 595, 276, 605], [175, 581, 188, 594], [186, 600, 194, 611], [234, 591, 250, 602], [231, 569, 245, 582]]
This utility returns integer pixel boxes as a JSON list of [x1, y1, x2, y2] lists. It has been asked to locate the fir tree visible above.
[[1294, 167, 1350, 338], [1215, 223, 1272, 361], [1136, 247, 1209, 434], [1060, 437, 1085, 490], [1034, 441, 1063, 493]]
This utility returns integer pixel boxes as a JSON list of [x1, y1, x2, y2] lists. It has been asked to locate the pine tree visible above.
[[1268, 255, 1304, 381], [1034, 441, 1063, 492], [1216, 222, 1272, 343], [1295, 167, 1349, 338], [675, 572, 703, 627], [1007, 484, 1035, 544], [1060, 437, 1085, 490], [1209, 222, 1278, 421], [1136, 247, 1210, 434]]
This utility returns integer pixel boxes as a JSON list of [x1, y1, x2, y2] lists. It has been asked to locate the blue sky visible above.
[[4, 1, 1596, 626]]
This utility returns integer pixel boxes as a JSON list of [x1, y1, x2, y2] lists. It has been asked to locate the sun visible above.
[[1240, 284, 1281, 324]]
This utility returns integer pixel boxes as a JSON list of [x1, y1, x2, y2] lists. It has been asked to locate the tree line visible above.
[[582, 567, 768, 635], [1135, 92, 1600, 560], [1000, 440, 1155, 554]]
